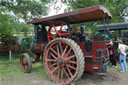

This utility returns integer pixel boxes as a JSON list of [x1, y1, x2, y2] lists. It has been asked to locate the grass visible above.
[[1, 53, 128, 85], [0, 53, 47, 81]]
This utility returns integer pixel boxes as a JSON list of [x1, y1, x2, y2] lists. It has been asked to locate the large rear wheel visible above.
[[43, 38, 85, 84]]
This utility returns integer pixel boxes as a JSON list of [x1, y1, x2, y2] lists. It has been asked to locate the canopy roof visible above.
[[96, 23, 128, 31], [27, 5, 112, 26]]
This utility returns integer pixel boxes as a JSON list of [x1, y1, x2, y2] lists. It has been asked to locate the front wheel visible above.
[[20, 53, 32, 73], [43, 38, 85, 84]]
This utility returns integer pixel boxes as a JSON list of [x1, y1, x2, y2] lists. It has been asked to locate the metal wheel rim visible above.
[[44, 40, 78, 83], [20, 55, 29, 72]]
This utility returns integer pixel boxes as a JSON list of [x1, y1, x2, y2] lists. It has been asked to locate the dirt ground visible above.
[[1, 62, 128, 85]]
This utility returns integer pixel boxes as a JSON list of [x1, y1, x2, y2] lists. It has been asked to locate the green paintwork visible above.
[[95, 31, 112, 41], [96, 23, 128, 31]]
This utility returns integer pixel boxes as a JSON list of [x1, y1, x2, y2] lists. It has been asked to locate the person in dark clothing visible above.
[[107, 40, 117, 67]]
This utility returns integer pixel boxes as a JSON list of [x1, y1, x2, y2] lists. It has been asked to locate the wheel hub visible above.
[[56, 33, 60, 37], [57, 59, 63, 65]]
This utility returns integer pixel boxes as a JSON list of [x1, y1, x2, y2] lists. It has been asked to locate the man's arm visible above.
[[118, 45, 121, 53], [118, 49, 121, 53], [125, 45, 128, 51]]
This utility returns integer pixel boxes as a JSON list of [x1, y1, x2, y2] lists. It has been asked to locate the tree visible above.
[[61, 0, 128, 36], [0, 0, 52, 45], [68, 0, 128, 22], [0, 0, 52, 21], [0, 13, 16, 44]]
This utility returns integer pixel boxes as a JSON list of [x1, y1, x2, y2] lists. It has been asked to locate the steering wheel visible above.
[[48, 22, 70, 42]]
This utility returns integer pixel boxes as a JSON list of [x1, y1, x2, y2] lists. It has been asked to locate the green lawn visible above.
[[1, 53, 128, 85], [0, 53, 47, 81]]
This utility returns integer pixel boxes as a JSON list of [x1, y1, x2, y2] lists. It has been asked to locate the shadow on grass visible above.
[[31, 62, 47, 76]]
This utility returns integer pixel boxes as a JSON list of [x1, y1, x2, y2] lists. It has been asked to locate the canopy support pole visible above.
[[118, 30, 122, 40]]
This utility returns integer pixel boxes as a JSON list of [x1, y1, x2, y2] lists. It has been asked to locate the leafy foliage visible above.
[[0, 14, 16, 36], [0, 0, 51, 21], [69, 0, 128, 21], [0, 13, 17, 45], [62, 0, 128, 36], [0, 0, 51, 48], [20, 35, 33, 52]]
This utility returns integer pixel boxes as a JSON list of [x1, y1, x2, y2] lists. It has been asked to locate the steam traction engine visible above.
[[20, 5, 112, 84]]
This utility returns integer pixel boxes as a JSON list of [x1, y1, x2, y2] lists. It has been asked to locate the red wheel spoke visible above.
[[50, 53, 57, 60], [66, 64, 77, 70], [59, 42, 63, 56], [52, 24, 58, 33], [67, 55, 76, 60], [59, 22, 64, 33], [63, 67, 70, 79], [50, 48, 58, 56], [65, 48, 72, 58], [24, 65, 28, 70], [61, 67, 64, 80], [60, 33, 70, 36], [24, 64, 28, 66], [21, 59, 24, 64], [66, 67, 73, 77], [46, 59, 56, 62], [23, 60, 28, 65], [68, 60, 77, 64], [57, 66, 60, 79], [48, 35, 56, 37], [62, 45, 68, 57], [51, 63, 57, 67], [56, 45, 60, 57], [51, 66, 58, 74]]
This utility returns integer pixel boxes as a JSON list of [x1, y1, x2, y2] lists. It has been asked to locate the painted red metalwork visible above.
[[78, 41, 109, 72], [32, 60, 41, 63], [34, 43, 43, 54]]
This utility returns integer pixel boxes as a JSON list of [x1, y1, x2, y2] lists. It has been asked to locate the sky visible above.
[[44, 0, 68, 17]]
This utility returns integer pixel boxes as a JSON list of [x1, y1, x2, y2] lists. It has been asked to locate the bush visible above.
[[0, 34, 18, 45], [20, 35, 33, 52]]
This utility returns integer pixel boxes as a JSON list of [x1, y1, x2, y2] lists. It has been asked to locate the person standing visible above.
[[107, 40, 117, 67], [118, 40, 128, 72]]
